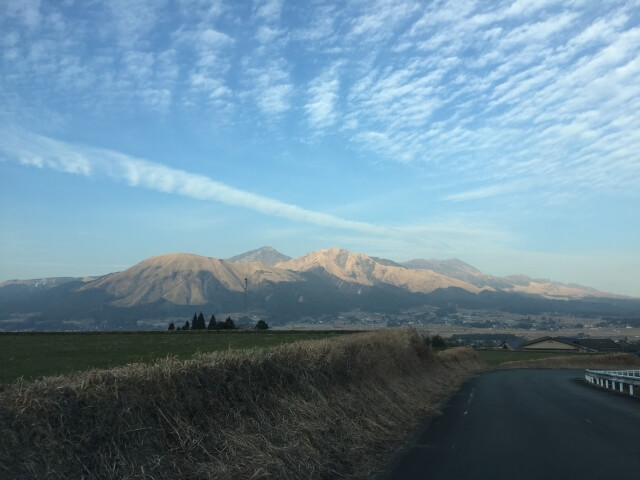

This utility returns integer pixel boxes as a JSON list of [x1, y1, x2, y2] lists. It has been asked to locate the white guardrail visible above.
[[584, 369, 640, 396]]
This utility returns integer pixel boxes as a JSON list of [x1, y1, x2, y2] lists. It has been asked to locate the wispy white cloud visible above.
[[0, 129, 386, 235], [305, 66, 340, 130], [172, 24, 236, 111], [256, 81, 292, 116], [2, 0, 639, 208], [245, 61, 293, 116], [2, 127, 521, 261], [199, 28, 234, 48], [176, 0, 225, 21], [105, 0, 166, 47], [137, 88, 172, 110], [497, 12, 578, 50], [293, 7, 336, 43], [1, 0, 41, 29], [348, 0, 419, 43], [256, 25, 285, 44], [253, 0, 283, 23], [441, 182, 524, 202], [500, 0, 559, 19], [326, 0, 640, 205]]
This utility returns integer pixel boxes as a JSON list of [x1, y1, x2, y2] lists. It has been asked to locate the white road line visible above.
[[467, 389, 475, 406]]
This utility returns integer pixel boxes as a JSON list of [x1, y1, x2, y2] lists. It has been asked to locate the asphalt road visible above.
[[381, 369, 640, 480]]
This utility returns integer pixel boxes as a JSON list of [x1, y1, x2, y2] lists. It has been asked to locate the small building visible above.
[[571, 338, 622, 353], [499, 339, 526, 351], [498, 336, 622, 353], [520, 336, 584, 352]]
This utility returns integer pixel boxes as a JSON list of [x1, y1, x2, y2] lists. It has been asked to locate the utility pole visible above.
[[243, 277, 248, 318]]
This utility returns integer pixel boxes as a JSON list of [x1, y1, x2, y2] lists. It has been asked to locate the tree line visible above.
[[168, 312, 269, 331]]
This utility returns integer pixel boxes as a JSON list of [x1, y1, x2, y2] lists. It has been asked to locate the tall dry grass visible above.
[[0, 329, 483, 479]]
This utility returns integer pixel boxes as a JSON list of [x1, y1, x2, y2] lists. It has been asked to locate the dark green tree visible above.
[[224, 316, 235, 330], [431, 335, 446, 348], [197, 312, 206, 330], [254, 319, 269, 330], [183, 320, 190, 331], [168, 322, 175, 331], [208, 314, 217, 330], [191, 313, 198, 330]]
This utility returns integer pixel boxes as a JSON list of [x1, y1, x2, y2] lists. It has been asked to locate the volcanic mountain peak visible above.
[[227, 246, 291, 266], [276, 248, 380, 282], [276, 247, 485, 293], [81, 252, 299, 307]]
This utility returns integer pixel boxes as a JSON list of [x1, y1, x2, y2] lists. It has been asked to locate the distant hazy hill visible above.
[[402, 258, 485, 285], [227, 246, 291, 266], [0, 247, 635, 331], [0, 276, 90, 302], [402, 258, 612, 299]]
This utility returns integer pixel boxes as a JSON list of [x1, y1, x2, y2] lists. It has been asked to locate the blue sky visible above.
[[1, 0, 639, 296]]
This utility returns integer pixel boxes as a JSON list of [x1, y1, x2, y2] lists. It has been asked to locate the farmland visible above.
[[3, 330, 636, 384], [474, 349, 582, 366], [0, 330, 350, 384]]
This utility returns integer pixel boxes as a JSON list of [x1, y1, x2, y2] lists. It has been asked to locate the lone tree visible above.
[[196, 312, 206, 330], [183, 320, 190, 331], [224, 316, 236, 330], [168, 322, 175, 331], [254, 319, 269, 330], [430, 335, 446, 348]]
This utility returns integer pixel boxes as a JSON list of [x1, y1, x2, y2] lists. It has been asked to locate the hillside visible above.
[[276, 248, 485, 294], [81, 253, 300, 307]]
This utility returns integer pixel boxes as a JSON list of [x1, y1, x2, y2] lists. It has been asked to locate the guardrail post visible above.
[[586, 369, 640, 397]]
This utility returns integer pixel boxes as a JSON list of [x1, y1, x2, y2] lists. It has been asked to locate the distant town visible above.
[[282, 307, 640, 352]]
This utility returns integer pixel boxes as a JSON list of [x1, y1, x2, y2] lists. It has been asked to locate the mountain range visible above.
[[0, 247, 637, 331]]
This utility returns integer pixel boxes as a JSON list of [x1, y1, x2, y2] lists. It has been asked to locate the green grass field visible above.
[[475, 349, 582, 366], [0, 330, 351, 384]]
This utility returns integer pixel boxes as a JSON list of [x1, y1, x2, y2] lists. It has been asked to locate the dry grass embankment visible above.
[[499, 352, 640, 370], [0, 329, 483, 480]]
